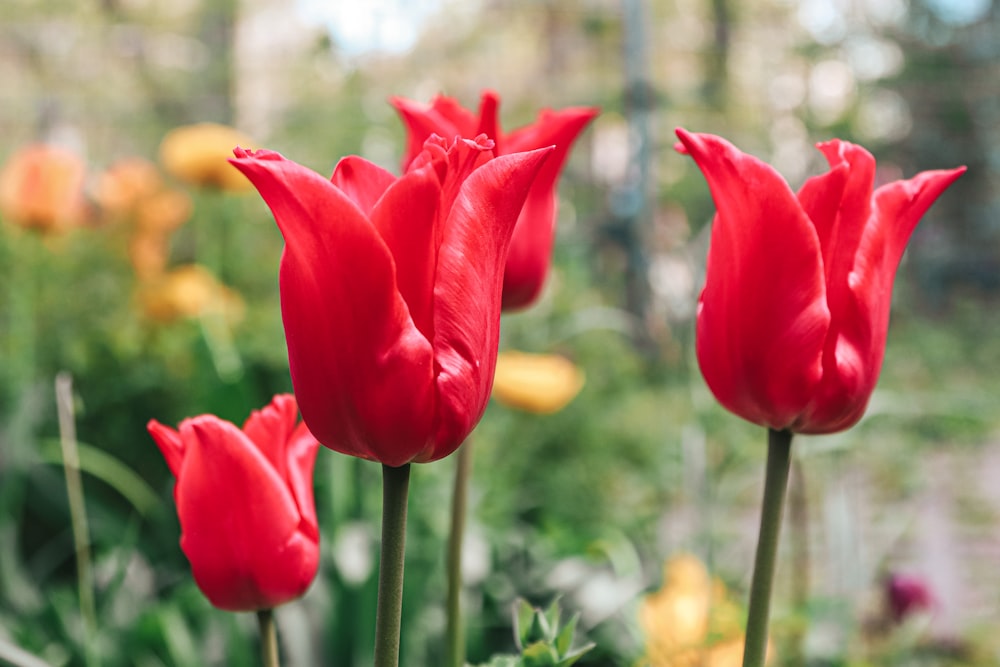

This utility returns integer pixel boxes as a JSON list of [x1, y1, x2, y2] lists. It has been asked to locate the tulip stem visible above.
[[743, 428, 793, 667], [257, 609, 280, 667], [374, 463, 411, 667], [446, 442, 473, 667]]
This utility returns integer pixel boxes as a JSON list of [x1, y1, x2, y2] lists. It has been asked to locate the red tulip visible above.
[[676, 129, 965, 434], [147, 394, 320, 611], [230, 135, 553, 466], [391, 90, 598, 310], [886, 573, 934, 622]]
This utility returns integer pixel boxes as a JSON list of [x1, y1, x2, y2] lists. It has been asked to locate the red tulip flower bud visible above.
[[147, 394, 320, 611], [676, 129, 965, 434], [230, 135, 553, 466], [392, 90, 598, 310]]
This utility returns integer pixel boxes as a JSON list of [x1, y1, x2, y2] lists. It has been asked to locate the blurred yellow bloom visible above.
[[0, 144, 87, 233], [491, 351, 585, 414], [639, 554, 771, 667], [94, 157, 163, 215], [137, 264, 245, 324], [159, 123, 256, 191]]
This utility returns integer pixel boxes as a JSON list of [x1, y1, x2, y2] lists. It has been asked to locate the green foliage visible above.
[[472, 599, 594, 667]]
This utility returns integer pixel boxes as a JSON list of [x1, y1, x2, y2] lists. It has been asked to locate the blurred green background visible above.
[[1, 0, 998, 665]]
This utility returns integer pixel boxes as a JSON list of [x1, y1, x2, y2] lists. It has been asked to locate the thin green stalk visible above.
[[374, 463, 411, 667], [787, 458, 810, 663], [55, 373, 99, 667], [742, 428, 793, 667], [257, 609, 280, 667], [446, 442, 473, 667]]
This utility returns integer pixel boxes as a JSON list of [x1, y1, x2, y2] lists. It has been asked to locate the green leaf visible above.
[[470, 656, 520, 667], [522, 641, 559, 667], [543, 598, 561, 639], [556, 643, 596, 667], [515, 599, 536, 650], [39, 439, 160, 517], [526, 610, 550, 646], [554, 612, 579, 656]]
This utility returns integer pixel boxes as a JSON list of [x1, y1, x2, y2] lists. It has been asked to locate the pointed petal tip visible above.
[[673, 127, 696, 154]]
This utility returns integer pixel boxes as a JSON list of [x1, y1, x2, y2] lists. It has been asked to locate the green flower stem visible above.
[[374, 463, 411, 667], [446, 441, 473, 667], [787, 458, 810, 663], [257, 609, 280, 667], [55, 373, 99, 667], [743, 428, 793, 667]]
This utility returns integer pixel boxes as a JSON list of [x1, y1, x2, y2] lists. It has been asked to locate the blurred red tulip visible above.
[[886, 573, 934, 623], [0, 144, 86, 233], [676, 129, 964, 433], [230, 135, 552, 466], [147, 394, 320, 611], [392, 90, 598, 310]]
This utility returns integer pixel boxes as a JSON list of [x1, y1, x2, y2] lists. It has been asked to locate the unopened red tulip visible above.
[[231, 135, 552, 466], [392, 91, 598, 310], [676, 129, 965, 434], [147, 394, 320, 611]]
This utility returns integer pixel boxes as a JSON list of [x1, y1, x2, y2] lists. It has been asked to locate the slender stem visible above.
[[742, 428, 793, 667], [374, 463, 411, 667], [55, 373, 99, 667], [787, 458, 810, 663], [257, 609, 280, 667], [446, 442, 473, 667]]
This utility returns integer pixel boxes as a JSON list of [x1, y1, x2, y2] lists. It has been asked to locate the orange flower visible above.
[[491, 351, 585, 414], [95, 157, 163, 216], [159, 123, 256, 191], [137, 264, 244, 324], [134, 189, 192, 235], [0, 144, 87, 233], [128, 234, 171, 281]]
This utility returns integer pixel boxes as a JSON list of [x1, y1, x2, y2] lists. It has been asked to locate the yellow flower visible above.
[[491, 351, 585, 414], [137, 264, 244, 324], [639, 554, 771, 667], [0, 144, 87, 233], [159, 123, 256, 191]]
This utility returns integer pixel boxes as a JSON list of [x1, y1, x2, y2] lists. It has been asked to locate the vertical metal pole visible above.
[[621, 0, 654, 350]]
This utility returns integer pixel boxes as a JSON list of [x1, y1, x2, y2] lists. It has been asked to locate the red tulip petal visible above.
[[230, 150, 436, 466], [176, 417, 314, 611], [285, 420, 320, 542], [428, 135, 496, 216], [330, 156, 396, 217], [430, 146, 554, 459], [502, 106, 599, 310], [676, 128, 831, 430], [391, 94, 476, 170], [241, 393, 298, 483], [475, 90, 502, 149], [430, 94, 479, 135], [800, 140, 876, 289], [369, 163, 442, 342], [797, 165, 966, 432], [147, 420, 184, 476]]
